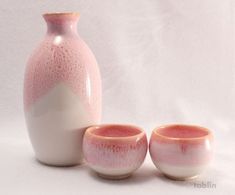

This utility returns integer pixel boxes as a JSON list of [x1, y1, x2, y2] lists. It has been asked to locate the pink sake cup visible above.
[[149, 124, 214, 180], [83, 124, 148, 179]]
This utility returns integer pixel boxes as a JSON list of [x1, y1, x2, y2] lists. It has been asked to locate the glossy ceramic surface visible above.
[[24, 13, 102, 166], [149, 124, 213, 180], [83, 124, 148, 179]]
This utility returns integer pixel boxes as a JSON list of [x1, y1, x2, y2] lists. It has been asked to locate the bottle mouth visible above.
[[43, 12, 80, 17], [43, 12, 80, 22]]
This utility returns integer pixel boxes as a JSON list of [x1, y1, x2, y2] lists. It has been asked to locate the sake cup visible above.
[[149, 124, 214, 180], [83, 124, 148, 179]]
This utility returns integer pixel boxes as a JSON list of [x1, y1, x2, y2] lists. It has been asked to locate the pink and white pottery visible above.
[[23, 12, 102, 166], [83, 124, 148, 179], [149, 124, 214, 180]]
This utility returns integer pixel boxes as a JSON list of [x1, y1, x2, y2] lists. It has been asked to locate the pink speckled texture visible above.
[[24, 13, 101, 121], [149, 124, 214, 166], [83, 125, 148, 169]]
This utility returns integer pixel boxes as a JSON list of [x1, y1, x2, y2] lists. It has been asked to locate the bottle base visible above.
[[35, 157, 84, 167]]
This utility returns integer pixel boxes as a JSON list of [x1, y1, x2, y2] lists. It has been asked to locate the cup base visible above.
[[163, 173, 199, 181], [97, 172, 132, 180]]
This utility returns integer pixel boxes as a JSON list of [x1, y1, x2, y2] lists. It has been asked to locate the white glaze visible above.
[[25, 83, 97, 166], [150, 141, 212, 161], [89, 164, 138, 177], [155, 162, 208, 179]]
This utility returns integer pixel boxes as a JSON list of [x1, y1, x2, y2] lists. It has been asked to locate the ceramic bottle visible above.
[[23, 13, 102, 166]]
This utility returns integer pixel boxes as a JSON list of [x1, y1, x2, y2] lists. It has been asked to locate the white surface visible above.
[[26, 83, 92, 166], [0, 0, 235, 194], [153, 162, 209, 179]]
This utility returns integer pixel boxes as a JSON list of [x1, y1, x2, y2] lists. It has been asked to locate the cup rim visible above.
[[85, 124, 145, 140], [153, 124, 213, 141]]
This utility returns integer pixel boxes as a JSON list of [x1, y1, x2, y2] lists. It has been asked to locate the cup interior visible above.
[[88, 124, 143, 138], [155, 124, 210, 139]]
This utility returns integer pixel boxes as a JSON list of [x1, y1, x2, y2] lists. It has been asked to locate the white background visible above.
[[0, 0, 235, 194]]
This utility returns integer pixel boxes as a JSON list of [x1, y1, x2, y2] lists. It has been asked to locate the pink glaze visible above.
[[83, 124, 148, 170], [149, 124, 214, 166], [157, 125, 208, 138], [24, 13, 101, 121]]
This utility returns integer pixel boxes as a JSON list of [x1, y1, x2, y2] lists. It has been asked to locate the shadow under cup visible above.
[[83, 124, 148, 179], [149, 124, 214, 180]]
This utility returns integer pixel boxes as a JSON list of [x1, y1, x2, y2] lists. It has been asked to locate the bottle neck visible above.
[[43, 13, 79, 35]]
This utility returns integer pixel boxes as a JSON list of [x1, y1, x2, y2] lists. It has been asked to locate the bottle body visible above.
[[24, 13, 101, 166]]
